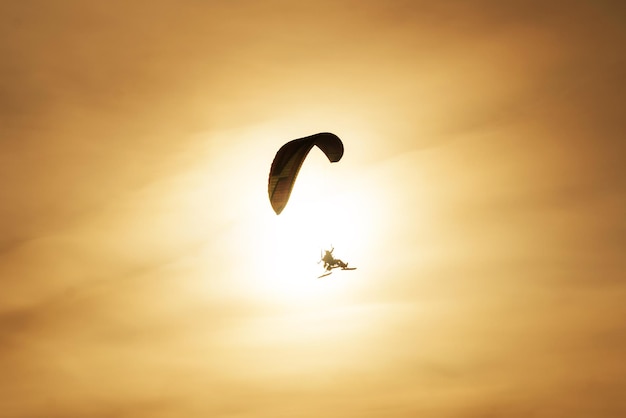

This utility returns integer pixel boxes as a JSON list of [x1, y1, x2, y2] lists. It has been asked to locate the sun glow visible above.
[[243, 148, 379, 309], [186, 124, 389, 311]]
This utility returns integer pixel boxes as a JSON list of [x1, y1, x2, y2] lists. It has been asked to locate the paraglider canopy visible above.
[[268, 132, 344, 215]]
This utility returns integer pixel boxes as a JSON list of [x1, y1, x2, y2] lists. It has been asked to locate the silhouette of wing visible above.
[[268, 132, 343, 215]]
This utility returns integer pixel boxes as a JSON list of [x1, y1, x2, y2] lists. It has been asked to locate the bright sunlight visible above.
[[244, 145, 378, 309]]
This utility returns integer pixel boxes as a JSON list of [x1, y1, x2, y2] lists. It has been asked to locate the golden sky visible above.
[[1, 1, 625, 417]]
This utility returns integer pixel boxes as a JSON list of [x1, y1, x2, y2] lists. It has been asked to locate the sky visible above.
[[1, 1, 625, 417]]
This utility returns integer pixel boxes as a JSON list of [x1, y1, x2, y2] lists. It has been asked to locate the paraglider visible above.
[[267, 132, 356, 278], [317, 246, 356, 278], [267, 132, 343, 215]]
